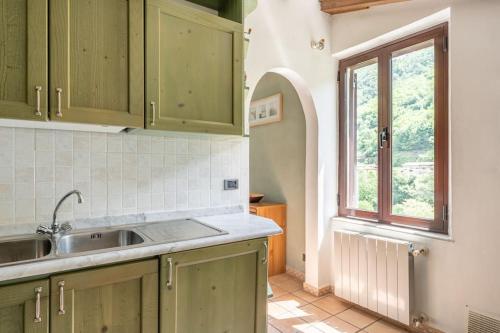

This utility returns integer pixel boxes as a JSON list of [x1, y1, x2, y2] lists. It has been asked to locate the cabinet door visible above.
[[161, 238, 268, 333], [0, 279, 49, 333], [49, 0, 144, 127], [0, 0, 48, 121], [253, 204, 286, 276], [50, 260, 158, 333], [146, 0, 244, 135]]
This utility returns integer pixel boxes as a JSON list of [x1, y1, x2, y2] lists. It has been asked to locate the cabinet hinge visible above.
[[443, 36, 449, 53], [442, 205, 449, 222], [337, 194, 340, 206], [337, 70, 340, 82]]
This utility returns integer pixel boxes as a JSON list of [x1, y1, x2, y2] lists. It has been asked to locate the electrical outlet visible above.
[[224, 179, 239, 190]]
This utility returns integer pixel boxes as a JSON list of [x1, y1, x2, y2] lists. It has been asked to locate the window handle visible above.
[[379, 127, 389, 149]]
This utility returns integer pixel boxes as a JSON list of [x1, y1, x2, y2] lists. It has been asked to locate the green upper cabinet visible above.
[[49, 0, 144, 128], [0, 279, 50, 333], [146, 0, 244, 135], [160, 238, 268, 333], [50, 260, 159, 333], [0, 0, 48, 121]]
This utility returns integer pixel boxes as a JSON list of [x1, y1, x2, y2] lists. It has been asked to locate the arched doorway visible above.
[[248, 68, 321, 291], [250, 72, 306, 274]]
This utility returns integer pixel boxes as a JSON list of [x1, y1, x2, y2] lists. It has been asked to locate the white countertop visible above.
[[0, 209, 282, 283]]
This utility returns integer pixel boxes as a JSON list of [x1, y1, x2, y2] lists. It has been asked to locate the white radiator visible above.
[[333, 230, 414, 325]]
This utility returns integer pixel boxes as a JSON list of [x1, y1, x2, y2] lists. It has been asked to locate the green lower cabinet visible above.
[[160, 238, 268, 333], [0, 279, 49, 333], [0, 240, 268, 333], [50, 259, 159, 333]]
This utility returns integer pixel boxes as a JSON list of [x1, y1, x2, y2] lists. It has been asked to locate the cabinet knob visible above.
[[58, 281, 66, 315], [262, 242, 268, 264], [34, 287, 42, 323], [166, 258, 173, 289], [56, 88, 63, 117], [150, 101, 156, 126], [35, 86, 42, 116]]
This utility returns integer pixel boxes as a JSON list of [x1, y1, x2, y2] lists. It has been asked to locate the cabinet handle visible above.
[[56, 88, 63, 117], [150, 101, 156, 126], [58, 281, 65, 315], [34, 287, 42, 323], [262, 242, 268, 264], [35, 86, 42, 116], [166, 258, 173, 289]]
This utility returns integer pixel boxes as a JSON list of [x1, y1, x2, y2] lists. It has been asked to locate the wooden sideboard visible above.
[[249, 202, 286, 276]]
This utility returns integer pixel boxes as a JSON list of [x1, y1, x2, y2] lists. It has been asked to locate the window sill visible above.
[[330, 216, 454, 242]]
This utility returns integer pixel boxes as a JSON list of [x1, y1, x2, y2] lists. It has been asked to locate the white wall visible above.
[[330, 0, 500, 331], [0, 127, 248, 226], [245, 0, 337, 289]]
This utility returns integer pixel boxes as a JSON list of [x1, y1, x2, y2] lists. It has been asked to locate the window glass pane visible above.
[[391, 41, 435, 219], [346, 59, 378, 212]]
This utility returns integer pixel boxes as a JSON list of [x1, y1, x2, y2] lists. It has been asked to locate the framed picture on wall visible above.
[[249, 93, 283, 127]]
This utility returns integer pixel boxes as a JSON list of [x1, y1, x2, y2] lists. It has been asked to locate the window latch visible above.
[[379, 127, 389, 149]]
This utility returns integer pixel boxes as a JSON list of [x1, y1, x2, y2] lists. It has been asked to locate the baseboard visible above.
[[285, 266, 305, 281], [409, 324, 445, 333], [302, 283, 332, 297]]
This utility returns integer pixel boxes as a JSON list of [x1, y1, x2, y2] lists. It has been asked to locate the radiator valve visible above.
[[412, 313, 429, 327], [410, 244, 428, 257]]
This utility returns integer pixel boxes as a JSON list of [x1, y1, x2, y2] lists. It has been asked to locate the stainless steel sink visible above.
[[0, 237, 52, 265], [57, 230, 144, 255], [0, 219, 226, 267]]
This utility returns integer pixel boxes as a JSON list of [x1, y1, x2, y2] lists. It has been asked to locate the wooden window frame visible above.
[[338, 23, 449, 234]]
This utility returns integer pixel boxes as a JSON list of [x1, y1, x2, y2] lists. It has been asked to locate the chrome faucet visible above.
[[37, 190, 84, 236]]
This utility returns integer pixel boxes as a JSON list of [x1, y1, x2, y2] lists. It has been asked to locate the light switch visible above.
[[224, 179, 239, 190]]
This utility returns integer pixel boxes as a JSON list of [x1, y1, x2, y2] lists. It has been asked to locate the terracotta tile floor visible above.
[[268, 274, 410, 333]]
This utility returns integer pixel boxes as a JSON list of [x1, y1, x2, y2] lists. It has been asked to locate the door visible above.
[[49, 0, 144, 127], [50, 260, 158, 333], [0, 0, 48, 121], [0, 279, 49, 333], [160, 238, 268, 333], [146, 0, 244, 135]]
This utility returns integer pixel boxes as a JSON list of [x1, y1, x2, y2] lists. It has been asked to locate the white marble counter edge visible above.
[[0, 213, 282, 283]]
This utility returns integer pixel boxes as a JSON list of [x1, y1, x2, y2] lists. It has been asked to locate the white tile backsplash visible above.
[[0, 127, 249, 225]]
